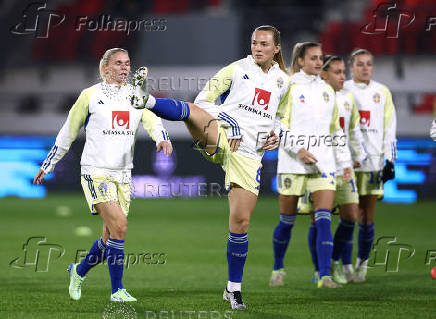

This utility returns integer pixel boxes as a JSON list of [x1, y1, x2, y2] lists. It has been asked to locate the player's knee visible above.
[[232, 217, 250, 233], [113, 218, 128, 238]]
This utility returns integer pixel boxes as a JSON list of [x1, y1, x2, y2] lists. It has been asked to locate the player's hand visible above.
[[228, 138, 241, 152], [156, 141, 173, 156], [297, 148, 318, 164], [353, 161, 361, 168], [33, 169, 46, 185], [342, 167, 352, 181], [382, 160, 395, 183], [262, 130, 279, 151]]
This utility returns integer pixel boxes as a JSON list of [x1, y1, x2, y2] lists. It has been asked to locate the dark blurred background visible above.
[[1, 0, 436, 202]]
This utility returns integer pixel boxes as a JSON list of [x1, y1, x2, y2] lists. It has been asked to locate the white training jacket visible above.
[[335, 89, 367, 176], [41, 82, 170, 182], [277, 70, 351, 175], [344, 79, 397, 172], [194, 55, 290, 162]]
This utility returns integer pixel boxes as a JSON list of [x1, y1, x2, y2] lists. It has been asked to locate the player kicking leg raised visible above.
[[33, 48, 172, 301], [130, 25, 289, 309]]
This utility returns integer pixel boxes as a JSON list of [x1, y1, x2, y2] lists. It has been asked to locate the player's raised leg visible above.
[[130, 67, 219, 155]]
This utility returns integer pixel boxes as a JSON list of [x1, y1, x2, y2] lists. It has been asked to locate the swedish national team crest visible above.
[[373, 93, 381, 104], [344, 101, 350, 111], [98, 182, 108, 196], [277, 77, 284, 89], [284, 177, 292, 189], [323, 92, 330, 103]]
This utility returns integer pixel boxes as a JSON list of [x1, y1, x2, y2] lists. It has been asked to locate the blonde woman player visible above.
[[270, 43, 352, 289], [344, 48, 397, 283], [297, 55, 367, 285], [33, 48, 172, 302], [130, 25, 289, 309]]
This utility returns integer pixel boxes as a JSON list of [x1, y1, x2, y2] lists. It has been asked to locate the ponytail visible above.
[[290, 42, 321, 75]]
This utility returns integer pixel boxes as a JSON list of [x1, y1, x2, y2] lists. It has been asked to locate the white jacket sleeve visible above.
[[381, 86, 397, 162], [348, 93, 368, 164], [41, 88, 92, 174], [331, 102, 352, 170], [142, 109, 171, 145]]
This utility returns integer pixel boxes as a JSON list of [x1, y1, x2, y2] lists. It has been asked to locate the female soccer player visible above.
[[270, 43, 352, 289], [130, 25, 289, 309], [344, 48, 397, 283], [298, 55, 367, 285], [33, 48, 172, 302]]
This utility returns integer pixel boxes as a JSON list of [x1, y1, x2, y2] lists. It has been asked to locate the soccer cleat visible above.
[[269, 269, 286, 287], [331, 263, 347, 285], [343, 266, 355, 283], [311, 271, 320, 284], [223, 288, 247, 310], [130, 66, 149, 109], [317, 276, 342, 288], [110, 288, 137, 302], [353, 265, 367, 283], [68, 263, 85, 300]]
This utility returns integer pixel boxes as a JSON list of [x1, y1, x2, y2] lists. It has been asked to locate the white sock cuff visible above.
[[227, 281, 241, 292]]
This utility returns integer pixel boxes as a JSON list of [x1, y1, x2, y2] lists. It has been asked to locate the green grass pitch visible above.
[[1, 194, 435, 318]]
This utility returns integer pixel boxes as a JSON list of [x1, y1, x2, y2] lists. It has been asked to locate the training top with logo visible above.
[[194, 55, 290, 161], [343, 80, 396, 172], [41, 82, 170, 182], [335, 89, 367, 176], [277, 70, 351, 175]]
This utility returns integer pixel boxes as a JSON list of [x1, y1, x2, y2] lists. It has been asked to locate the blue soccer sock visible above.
[[76, 237, 106, 277], [332, 219, 355, 262], [358, 223, 374, 261], [273, 213, 296, 270], [314, 209, 333, 278], [227, 232, 248, 284], [148, 98, 190, 121], [308, 222, 319, 271], [107, 238, 125, 293]]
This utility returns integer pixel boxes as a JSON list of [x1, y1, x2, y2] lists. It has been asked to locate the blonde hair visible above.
[[99, 48, 129, 81], [349, 48, 372, 66], [253, 25, 287, 73], [290, 42, 321, 75]]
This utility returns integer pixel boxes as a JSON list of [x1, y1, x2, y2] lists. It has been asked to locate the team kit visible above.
[[35, 25, 397, 309]]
